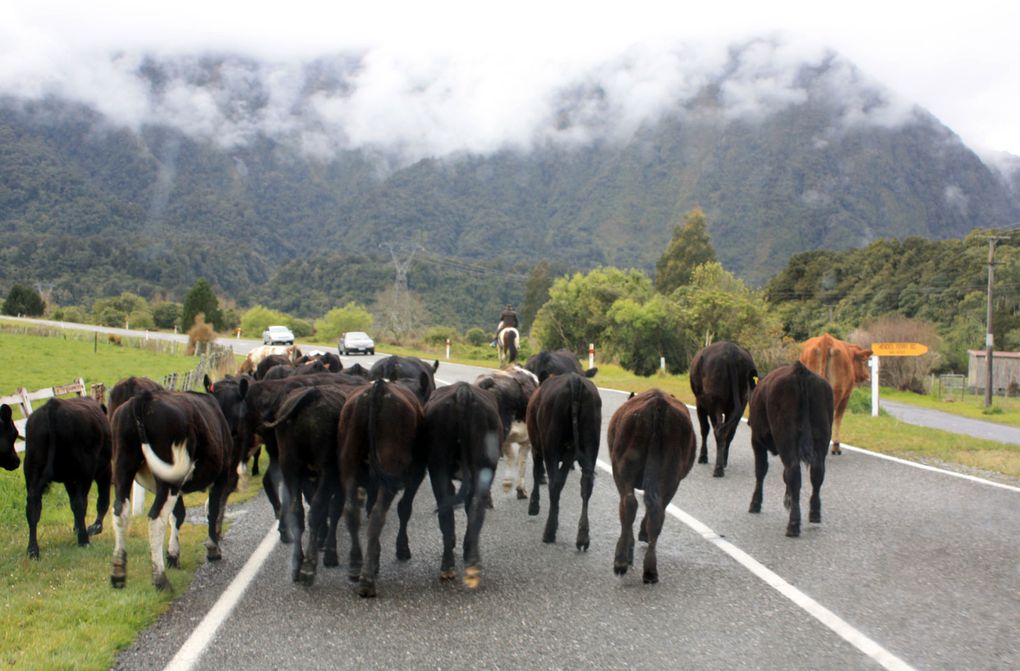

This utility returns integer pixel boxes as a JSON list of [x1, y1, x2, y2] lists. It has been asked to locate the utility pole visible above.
[[985, 235, 1009, 407]]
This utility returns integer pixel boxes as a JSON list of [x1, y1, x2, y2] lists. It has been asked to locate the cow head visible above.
[[1, 404, 21, 471], [850, 346, 873, 384]]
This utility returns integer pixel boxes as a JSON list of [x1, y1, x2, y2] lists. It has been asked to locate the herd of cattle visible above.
[[0, 333, 872, 595]]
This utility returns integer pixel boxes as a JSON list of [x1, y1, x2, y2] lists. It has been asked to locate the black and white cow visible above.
[[22, 397, 112, 559], [475, 365, 539, 499], [525, 372, 602, 549], [747, 362, 834, 538], [109, 389, 239, 590]]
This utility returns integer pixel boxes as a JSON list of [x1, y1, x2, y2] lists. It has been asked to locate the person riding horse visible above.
[[493, 304, 519, 346]]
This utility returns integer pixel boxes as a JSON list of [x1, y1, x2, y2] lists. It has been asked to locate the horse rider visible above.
[[493, 304, 519, 346]]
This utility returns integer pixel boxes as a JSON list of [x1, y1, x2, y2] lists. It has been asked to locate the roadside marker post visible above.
[[868, 342, 929, 418]]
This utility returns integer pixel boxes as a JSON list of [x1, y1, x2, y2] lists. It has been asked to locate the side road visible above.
[[880, 400, 1020, 445]]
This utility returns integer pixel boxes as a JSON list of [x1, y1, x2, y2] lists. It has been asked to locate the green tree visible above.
[[151, 302, 182, 330], [314, 302, 375, 342], [91, 292, 151, 328], [3, 284, 46, 316], [607, 294, 691, 376], [654, 207, 717, 294], [240, 305, 294, 339], [520, 260, 561, 331], [182, 279, 222, 331], [531, 267, 652, 353]]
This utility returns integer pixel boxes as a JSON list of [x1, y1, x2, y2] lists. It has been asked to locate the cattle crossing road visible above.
[[108, 357, 1020, 671]]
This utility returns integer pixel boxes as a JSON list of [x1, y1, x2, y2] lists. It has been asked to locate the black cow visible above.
[[689, 341, 758, 477], [296, 351, 343, 373], [475, 364, 539, 499], [370, 355, 439, 404], [525, 372, 602, 549], [747, 362, 834, 538], [256, 354, 293, 380], [265, 385, 349, 585], [1, 404, 20, 471], [342, 363, 371, 379], [413, 382, 502, 587], [237, 372, 363, 541], [107, 376, 162, 418], [525, 350, 597, 381], [109, 389, 239, 590], [204, 374, 259, 474], [338, 379, 423, 598], [22, 397, 112, 559], [608, 389, 696, 583]]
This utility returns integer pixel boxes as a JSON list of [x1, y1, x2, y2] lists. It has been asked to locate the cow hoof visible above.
[[439, 569, 457, 582], [748, 503, 761, 514], [28, 547, 40, 560], [206, 546, 222, 562], [643, 571, 658, 585], [576, 539, 589, 552], [77, 536, 90, 548], [542, 531, 556, 544], [809, 511, 821, 524], [111, 574, 125, 588], [87, 523, 103, 536], [167, 554, 180, 569], [697, 454, 708, 464], [528, 502, 540, 516], [786, 525, 800, 538], [463, 566, 480, 589], [539, 475, 548, 485], [299, 562, 317, 586], [348, 566, 362, 582], [712, 467, 725, 478], [638, 529, 648, 543], [516, 488, 528, 500], [502, 480, 512, 493], [323, 550, 339, 567], [152, 573, 173, 592], [614, 562, 629, 576], [831, 443, 842, 455], [357, 581, 377, 598]]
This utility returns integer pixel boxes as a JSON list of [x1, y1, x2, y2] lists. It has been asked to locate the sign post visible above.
[[868, 342, 930, 417]]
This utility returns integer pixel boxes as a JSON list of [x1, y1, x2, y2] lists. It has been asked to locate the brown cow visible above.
[[608, 389, 696, 584], [799, 333, 872, 455]]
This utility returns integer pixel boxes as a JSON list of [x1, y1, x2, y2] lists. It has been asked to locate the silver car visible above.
[[262, 325, 295, 345], [339, 331, 375, 355]]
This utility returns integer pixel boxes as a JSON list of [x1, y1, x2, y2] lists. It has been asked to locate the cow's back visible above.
[[24, 397, 111, 482]]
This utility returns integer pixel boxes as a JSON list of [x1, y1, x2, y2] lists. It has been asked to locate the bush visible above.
[[464, 327, 489, 347], [315, 303, 374, 342], [152, 302, 182, 330], [186, 313, 216, 355], [424, 326, 458, 346], [3, 284, 45, 316], [52, 305, 88, 324], [289, 318, 314, 338]]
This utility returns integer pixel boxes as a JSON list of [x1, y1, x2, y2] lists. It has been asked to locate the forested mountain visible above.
[[1, 46, 1018, 328]]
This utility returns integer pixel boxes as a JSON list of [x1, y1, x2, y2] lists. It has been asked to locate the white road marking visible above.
[[593, 458, 913, 671], [163, 523, 279, 671]]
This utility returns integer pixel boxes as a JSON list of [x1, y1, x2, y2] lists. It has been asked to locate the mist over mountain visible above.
[[1, 40, 1017, 326]]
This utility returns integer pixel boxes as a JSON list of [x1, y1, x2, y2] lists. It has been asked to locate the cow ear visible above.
[[204, 374, 214, 393], [0, 404, 11, 422], [432, 360, 440, 372], [628, 392, 635, 399], [100, 403, 109, 415], [584, 367, 598, 378]]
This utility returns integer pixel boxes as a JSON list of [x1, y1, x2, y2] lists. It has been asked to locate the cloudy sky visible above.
[[1, 0, 1017, 159]]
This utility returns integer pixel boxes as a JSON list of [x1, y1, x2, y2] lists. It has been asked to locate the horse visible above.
[[497, 327, 519, 367]]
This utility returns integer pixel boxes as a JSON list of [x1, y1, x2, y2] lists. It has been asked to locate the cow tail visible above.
[[796, 364, 817, 466], [132, 391, 152, 445], [641, 395, 663, 511], [264, 387, 320, 429], [569, 376, 584, 468], [368, 380, 403, 492], [453, 385, 476, 508], [41, 399, 59, 484]]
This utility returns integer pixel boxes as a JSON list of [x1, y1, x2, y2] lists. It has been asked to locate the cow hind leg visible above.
[[111, 497, 131, 588], [89, 465, 112, 536], [696, 406, 711, 464], [396, 459, 427, 561], [148, 488, 179, 591], [67, 481, 90, 546], [323, 488, 344, 568], [808, 460, 825, 524], [343, 481, 363, 582], [614, 487, 638, 576], [359, 487, 396, 598], [748, 441, 769, 514], [463, 489, 488, 589], [166, 497, 185, 568], [576, 465, 594, 552], [301, 474, 336, 586], [783, 462, 803, 537], [528, 454, 543, 516], [515, 441, 530, 499], [429, 470, 457, 581], [25, 484, 44, 559], [205, 476, 232, 562]]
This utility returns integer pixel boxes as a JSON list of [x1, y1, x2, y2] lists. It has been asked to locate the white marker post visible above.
[[445, 338, 451, 360], [588, 343, 595, 369], [871, 356, 880, 417]]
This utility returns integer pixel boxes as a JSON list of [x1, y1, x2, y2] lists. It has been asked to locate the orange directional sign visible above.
[[871, 342, 929, 357]]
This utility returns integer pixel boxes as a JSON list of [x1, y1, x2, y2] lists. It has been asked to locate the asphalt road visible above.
[[109, 356, 1020, 671], [881, 400, 1020, 445]]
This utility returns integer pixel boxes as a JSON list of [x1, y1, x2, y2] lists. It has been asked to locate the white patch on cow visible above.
[[168, 511, 181, 560], [141, 440, 195, 486], [134, 463, 157, 493], [149, 494, 178, 578]]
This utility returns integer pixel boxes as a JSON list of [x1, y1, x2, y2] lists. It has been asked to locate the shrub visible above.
[[152, 302, 182, 330], [464, 327, 488, 347], [186, 313, 216, 355], [424, 326, 458, 346], [315, 303, 374, 342]]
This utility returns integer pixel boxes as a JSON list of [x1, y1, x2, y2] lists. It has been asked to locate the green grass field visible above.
[[0, 329, 266, 670]]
